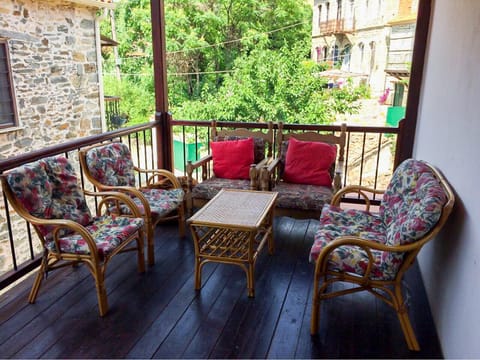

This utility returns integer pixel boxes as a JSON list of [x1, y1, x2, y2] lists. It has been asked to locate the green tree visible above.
[[102, 0, 367, 126]]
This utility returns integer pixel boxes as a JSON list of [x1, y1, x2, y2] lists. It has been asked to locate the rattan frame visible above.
[[309, 162, 455, 351], [79, 141, 186, 266], [186, 121, 274, 213], [0, 176, 145, 317]]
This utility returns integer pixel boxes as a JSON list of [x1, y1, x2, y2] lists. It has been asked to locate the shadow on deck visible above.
[[0, 217, 442, 358]]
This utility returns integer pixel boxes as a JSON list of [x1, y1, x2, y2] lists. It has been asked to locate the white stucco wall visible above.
[[414, 0, 480, 357]]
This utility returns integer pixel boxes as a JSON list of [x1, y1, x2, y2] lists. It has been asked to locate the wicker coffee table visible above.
[[188, 189, 277, 297]]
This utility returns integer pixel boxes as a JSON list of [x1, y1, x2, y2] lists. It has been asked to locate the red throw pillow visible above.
[[211, 137, 254, 179], [283, 137, 337, 186]]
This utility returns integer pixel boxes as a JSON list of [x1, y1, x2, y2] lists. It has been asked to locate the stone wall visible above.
[[0, 0, 103, 276]]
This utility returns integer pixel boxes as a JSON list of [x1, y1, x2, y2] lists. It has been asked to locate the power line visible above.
[[167, 21, 308, 55], [111, 20, 309, 61], [104, 69, 235, 77]]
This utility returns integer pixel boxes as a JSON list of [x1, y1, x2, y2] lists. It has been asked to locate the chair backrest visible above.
[[80, 142, 136, 187], [211, 121, 274, 164], [276, 122, 347, 189], [1, 155, 92, 239], [380, 159, 455, 246]]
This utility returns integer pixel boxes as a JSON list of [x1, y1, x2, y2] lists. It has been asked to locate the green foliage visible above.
[[102, 0, 368, 126]]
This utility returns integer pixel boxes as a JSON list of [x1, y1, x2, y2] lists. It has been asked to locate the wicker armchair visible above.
[[0, 155, 146, 316], [186, 121, 274, 213], [79, 142, 185, 266], [309, 159, 455, 351], [260, 122, 347, 219]]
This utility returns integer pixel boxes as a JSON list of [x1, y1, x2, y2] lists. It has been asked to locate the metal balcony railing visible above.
[[0, 118, 402, 292]]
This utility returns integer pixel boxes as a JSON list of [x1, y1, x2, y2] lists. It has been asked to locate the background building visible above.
[[311, 0, 418, 104]]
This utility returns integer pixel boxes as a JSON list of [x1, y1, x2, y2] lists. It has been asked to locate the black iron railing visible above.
[[0, 121, 160, 290], [0, 118, 402, 291]]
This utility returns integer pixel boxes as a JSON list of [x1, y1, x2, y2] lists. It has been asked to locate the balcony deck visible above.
[[0, 216, 441, 358]]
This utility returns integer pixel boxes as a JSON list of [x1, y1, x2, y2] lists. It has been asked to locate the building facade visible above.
[[0, 0, 113, 160], [311, 0, 418, 99], [0, 0, 113, 275]]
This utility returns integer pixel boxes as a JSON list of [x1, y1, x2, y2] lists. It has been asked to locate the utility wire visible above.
[[167, 20, 308, 55]]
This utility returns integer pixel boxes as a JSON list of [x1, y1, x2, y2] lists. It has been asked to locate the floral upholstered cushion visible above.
[[309, 159, 448, 281], [274, 182, 333, 211], [191, 177, 252, 201], [6, 156, 92, 238], [213, 135, 266, 164], [85, 142, 136, 186], [380, 159, 447, 246], [310, 204, 404, 280], [118, 188, 184, 218], [46, 215, 144, 259]]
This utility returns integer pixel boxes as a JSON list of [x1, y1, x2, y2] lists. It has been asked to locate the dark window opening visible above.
[[0, 40, 18, 129]]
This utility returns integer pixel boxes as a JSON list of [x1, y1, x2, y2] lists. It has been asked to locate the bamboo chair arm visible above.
[[84, 186, 151, 217], [331, 185, 385, 210], [133, 167, 182, 189], [187, 154, 213, 171], [11, 210, 100, 261], [83, 190, 143, 218], [315, 235, 423, 276]]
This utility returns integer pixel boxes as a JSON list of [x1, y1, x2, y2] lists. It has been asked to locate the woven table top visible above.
[[188, 189, 277, 229]]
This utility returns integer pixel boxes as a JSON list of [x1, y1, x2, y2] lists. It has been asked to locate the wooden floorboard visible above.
[[0, 216, 443, 359]]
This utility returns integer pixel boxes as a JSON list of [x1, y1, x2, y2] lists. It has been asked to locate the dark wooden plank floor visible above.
[[0, 217, 442, 358]]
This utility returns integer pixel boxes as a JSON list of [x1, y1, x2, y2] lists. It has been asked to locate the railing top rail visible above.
[[0, 121, 159, 172], [171, 119, 400, 134]]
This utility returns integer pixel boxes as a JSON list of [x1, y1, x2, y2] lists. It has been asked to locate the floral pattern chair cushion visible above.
[[310, 204, 404, 280], [84, 142, 136, 187], [84, 142, 185, 216], [6, 156, 93, 239], [310, 159, 448, 281], [47, 215, 144, 259], [274, 182, 333, 212], [380, 159, 447, 246], [121, 188, 185, 218], [191, 177, 252, 201], [6, 155, 145, 256]]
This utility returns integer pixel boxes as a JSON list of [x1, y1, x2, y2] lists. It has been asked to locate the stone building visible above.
[[0, 0, 114, 160], [0, 0, 114, 276], [311, 0, 418, 99]]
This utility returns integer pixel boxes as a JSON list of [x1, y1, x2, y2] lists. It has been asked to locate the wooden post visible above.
[[395, 0, 432, 164], [150, 0, 173, 170]]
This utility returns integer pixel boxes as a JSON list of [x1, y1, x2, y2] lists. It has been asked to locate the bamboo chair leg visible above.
[[178, 206, 186, 238], [310, 291, 320, 335], [146, 221, 155, 266], [94, 268, 108, 317], [395, 284, 420, 351], [28, 256, 48, 303], [136, 236, 146, 273]]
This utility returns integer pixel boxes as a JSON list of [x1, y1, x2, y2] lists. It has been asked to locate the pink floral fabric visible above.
[[380, 159, 447, 246], [6, 155, 144, 257], [85, 142, 136, 186], [121, 188, 184, 218], [6, 156, 92, 238], [84, 142, 184, 216], [310, 159, 448, 281], [46, 215, 144, 259]]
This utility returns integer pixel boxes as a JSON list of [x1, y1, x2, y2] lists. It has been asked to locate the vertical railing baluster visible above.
[[358, 132, 367, 188], [27, 223, 34, 260], [3, 192, 17, 270], [373, 133, 383, 198], [344, 131, 351, 187]]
